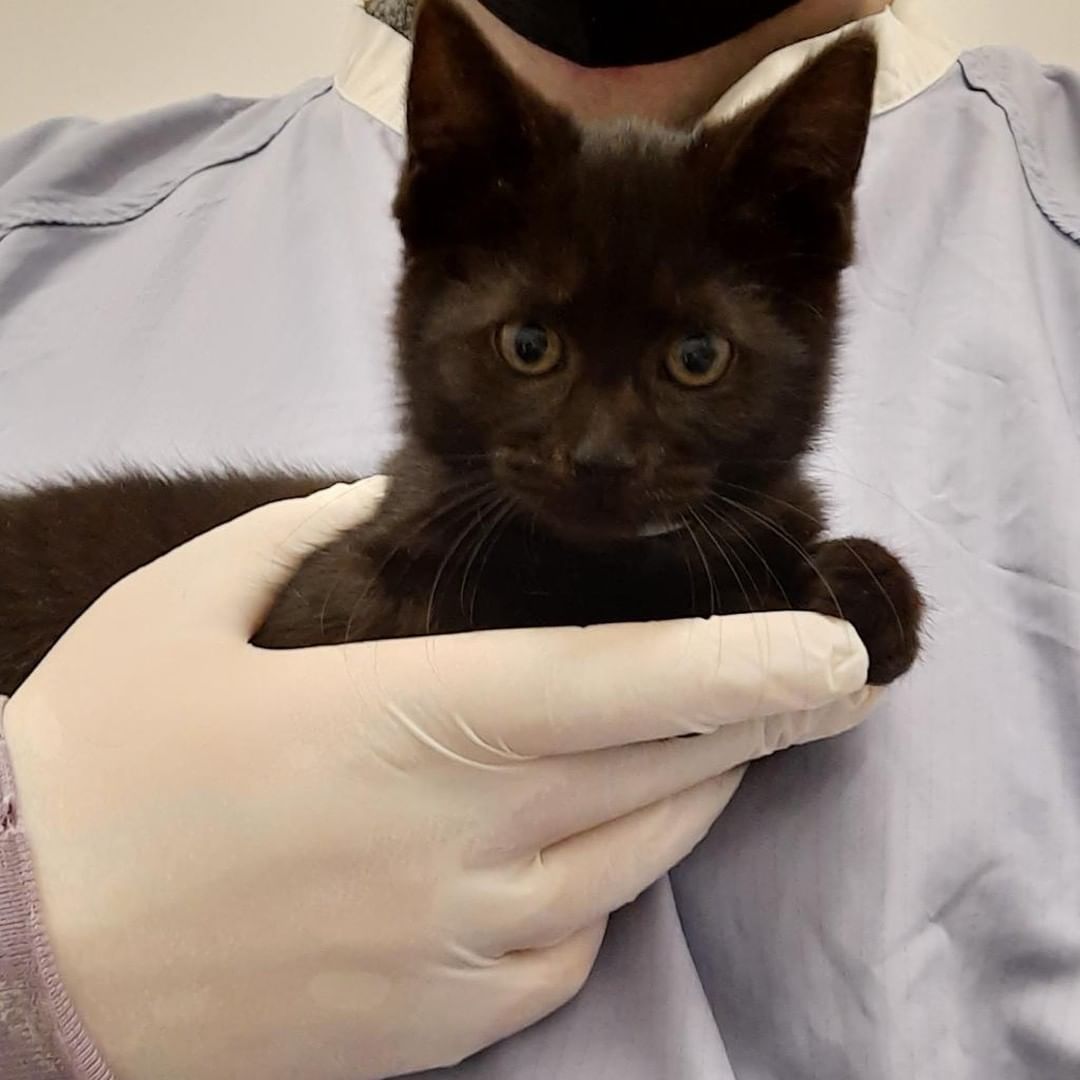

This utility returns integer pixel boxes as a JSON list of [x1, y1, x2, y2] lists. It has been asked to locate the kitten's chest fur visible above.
[[386, 523, 730, 632], [256, 466, 806, 648]]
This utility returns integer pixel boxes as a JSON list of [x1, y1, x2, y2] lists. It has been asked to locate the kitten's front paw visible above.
[[802, 537, 923, 686]]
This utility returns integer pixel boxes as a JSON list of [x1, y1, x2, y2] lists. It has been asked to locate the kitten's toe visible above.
[[803, 537, 923, 686]]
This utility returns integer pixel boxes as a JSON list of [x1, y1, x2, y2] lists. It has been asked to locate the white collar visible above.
[[336, 4, 412, 133], [335, 0, 959, 136], [707, 0, 958, 123]]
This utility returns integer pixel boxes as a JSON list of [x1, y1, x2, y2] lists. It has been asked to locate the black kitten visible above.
[[0, 0, 922, 695]]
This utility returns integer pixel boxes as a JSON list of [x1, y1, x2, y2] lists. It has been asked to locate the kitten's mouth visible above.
[[492, 453, 705, 544], [505, 482, 688, 544], [638, 519, 684, 538]]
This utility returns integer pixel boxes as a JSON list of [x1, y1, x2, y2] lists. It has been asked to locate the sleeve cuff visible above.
[[0, 696, 115, 1080]]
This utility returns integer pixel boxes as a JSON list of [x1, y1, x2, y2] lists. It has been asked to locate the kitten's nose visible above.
[[570, 432, 637, 477]]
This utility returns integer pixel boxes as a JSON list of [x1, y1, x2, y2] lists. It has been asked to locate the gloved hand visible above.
[[4, 478, 874, 1080]]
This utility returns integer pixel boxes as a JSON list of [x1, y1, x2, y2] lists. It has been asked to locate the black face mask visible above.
[[474, 1, 802, 68]]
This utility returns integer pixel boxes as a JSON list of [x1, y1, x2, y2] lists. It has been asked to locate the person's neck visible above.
[[454, 0, 890, 126]]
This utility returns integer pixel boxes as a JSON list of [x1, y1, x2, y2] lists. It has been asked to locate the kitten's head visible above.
[[392, 0, 876, 543]]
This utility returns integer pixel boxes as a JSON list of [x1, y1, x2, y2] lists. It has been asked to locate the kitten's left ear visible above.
[[702, 32, 878, 266], [739, 32, 878, 199], [395, 0, 577, 250]]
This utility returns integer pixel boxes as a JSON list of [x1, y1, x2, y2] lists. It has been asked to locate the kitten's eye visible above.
[[497, 322, 563, 376], [666, 333, 733, 388]]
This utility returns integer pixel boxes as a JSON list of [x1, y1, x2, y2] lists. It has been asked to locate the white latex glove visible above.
[[4, 478, 874, 1080]]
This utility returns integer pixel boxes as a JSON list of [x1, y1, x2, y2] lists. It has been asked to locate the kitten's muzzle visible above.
[[494, 447, 665, 541]]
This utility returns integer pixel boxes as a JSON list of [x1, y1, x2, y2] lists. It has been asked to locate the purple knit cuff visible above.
[[0, 697, 116, 1080]]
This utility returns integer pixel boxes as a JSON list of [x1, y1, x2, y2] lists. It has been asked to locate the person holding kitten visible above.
[[2, 1, 1079, 1078]]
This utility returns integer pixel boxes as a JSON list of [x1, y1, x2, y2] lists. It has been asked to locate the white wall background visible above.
[[0, 0, 352, 136], [934, 0, 1079, 68], [0, 1, 1077, 136]]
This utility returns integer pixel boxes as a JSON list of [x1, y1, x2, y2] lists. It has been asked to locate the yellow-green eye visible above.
[[497, 322, 563, 376], [666, 332, 733, 388]]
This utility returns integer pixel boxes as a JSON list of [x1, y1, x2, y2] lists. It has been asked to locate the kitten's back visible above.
[[0, 470, 330, 693]]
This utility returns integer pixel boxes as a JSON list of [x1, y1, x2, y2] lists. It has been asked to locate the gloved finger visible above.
[[507, 687, 876, 853], [335, 610, 868, 757], [472, 771, 744, 957], [156, 476, 388, 633], [466, 921, 607, 1058]]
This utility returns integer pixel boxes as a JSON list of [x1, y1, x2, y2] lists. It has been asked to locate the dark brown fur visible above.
[[0, 0, 922, 696]]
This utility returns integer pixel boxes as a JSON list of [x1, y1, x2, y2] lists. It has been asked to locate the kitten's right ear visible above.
[[395, 0, 577, 251]]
